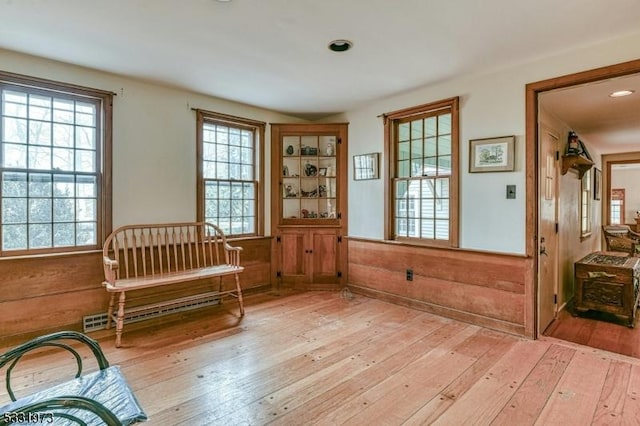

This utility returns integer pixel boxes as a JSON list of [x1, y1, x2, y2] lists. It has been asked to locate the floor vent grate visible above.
[[83, 293, 221, 333]]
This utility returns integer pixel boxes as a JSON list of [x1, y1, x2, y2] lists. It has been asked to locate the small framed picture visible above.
[[469, 136, 515, 173], [318, 167, 327, 176], [353, 153, 380, 180]]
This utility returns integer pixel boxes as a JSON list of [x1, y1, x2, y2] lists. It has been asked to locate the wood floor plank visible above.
[[403, 331, 518, 425], [621, 364, 640, 425], [429, 339, 551, 425], [592, 360, 632, 425], [490, 343, 576, 425], [534, 349, 611, 425], [7, 291, 640, 425], [270, 320, 469, 425]]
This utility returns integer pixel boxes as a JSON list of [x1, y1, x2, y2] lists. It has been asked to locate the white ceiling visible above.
[[2, 0, 640, 125], [540, 73, 640, 155]]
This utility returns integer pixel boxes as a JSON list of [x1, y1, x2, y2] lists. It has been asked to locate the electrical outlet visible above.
[[406, 268, 413, 281]]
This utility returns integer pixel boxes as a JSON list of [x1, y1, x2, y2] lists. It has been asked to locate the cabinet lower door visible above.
[[310, 229, 339, 284], [278, 228, 340, 287], [280, 230, 308, 286]]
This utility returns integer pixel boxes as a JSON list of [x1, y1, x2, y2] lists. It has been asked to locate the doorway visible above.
[[527, 59, 640, 353]]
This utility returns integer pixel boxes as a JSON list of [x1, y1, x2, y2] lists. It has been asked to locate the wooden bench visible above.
[[102, 222, 245, 347], [0, 331, 146, 425]]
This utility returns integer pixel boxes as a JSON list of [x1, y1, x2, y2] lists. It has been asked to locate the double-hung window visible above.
[[0, 72, 112, 255], [384, 97, 459, 247], [196, 110, 264, 237]]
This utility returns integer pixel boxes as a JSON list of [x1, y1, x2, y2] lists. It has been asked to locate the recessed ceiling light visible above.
[[328, 39, 353, 53], [609, 90, 635, 97]]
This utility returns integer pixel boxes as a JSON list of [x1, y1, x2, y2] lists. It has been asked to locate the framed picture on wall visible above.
[[593, 168, 601, 200], [469, 135, 515, 173]]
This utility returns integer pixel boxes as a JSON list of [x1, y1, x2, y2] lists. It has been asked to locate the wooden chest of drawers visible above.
[[574, 252, 640, 327]]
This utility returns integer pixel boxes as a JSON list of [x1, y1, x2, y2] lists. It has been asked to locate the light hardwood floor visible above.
[[3, 290, 640, 425], [544, 308, 640, 358]]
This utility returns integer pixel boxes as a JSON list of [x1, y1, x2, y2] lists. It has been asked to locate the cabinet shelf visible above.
[[561, 154, 593, 178]]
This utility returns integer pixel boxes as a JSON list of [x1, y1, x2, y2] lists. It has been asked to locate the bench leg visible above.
[[106, 293, 116, 329], [115, 291, 126, 348], [235, 273, 245, 317]]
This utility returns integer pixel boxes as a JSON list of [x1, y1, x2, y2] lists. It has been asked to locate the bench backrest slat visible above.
[[103, 222, 234, 280]]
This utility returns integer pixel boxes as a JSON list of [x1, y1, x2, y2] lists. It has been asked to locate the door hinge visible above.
[[554, 294, 558, 304], [276, 271, 282, 278], [337, 271, 343, 278], [555, 222, 559, 233], [337, 212, 342, 219], [337, 235, 342, 243], [337, 137, 342, 145], [555, 150, 560, 161], [276, 236, 281, 243]]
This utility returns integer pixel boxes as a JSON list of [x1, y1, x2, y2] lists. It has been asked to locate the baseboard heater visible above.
[[83, 292, 222, 333]]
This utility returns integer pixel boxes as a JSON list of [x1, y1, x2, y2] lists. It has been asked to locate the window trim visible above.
[[0, 71, 113, 257], [195, 109, 265, 238], [383, 96, 459, 247]]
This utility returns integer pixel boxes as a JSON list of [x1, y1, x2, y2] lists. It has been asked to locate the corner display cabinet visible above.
[[271, 123, 348, 289]]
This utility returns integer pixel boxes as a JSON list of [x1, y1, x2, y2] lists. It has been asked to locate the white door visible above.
[[538, 127, 559, 333]]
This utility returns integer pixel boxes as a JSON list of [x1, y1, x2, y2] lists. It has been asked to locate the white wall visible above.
[[0, 48, 306, 234], [611, 167, 640, 223], [328, 30, 640, 254]]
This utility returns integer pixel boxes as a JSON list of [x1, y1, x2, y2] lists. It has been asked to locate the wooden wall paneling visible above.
[[347, 239, 528, 335], [0, 237, 272, 344], [348, 240, 525, 294]]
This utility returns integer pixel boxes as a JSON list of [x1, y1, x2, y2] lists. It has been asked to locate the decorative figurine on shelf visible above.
[[301, 209, 309, 218], [568, 131, 580, 154], [301, 187, 318, 197], [286, 145, 294, 155], [304, 162, 318, 177], [284, 184, 297, 197], [326, 143, 334, 156], [318, 185, 327, 198]]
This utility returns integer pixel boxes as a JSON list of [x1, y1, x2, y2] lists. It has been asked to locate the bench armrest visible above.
[[0, 331, 109, 402], [224, 244, 243, 266], [103, 256, 119, 284]]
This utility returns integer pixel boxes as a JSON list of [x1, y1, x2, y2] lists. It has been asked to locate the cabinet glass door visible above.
[[281, 134, 337, 221]]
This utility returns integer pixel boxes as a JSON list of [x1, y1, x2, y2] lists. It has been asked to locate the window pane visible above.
[[29, 121, 51, 145], [2, 197, 27, 223], [29, 174, 52, 197], [3, 143, 27, 168], [398, 122, 410, 142], [29, 198, 52, 223], [54, 198, 75, 221], [75, 149, 96, 172], [76, 222, 96, 245], [2, 172, 27, 196], [53, 148, 74, 171], [425, 117, 437, 137], [53, 99, 74, 123], [398, 141, 410, 161], [3, 224, 27, 250], [3, 91, 27, 118], [29, 223, 52, 248], [438, 114, 451, 134], [438, 135, 451, 155], [3, 117, 27, 143], [53, 123, 73, 147], [54, 223, 75, 247], [28, 145, 52, 169], [76, 126, 95, 149], [77, 176, 96, 197]]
